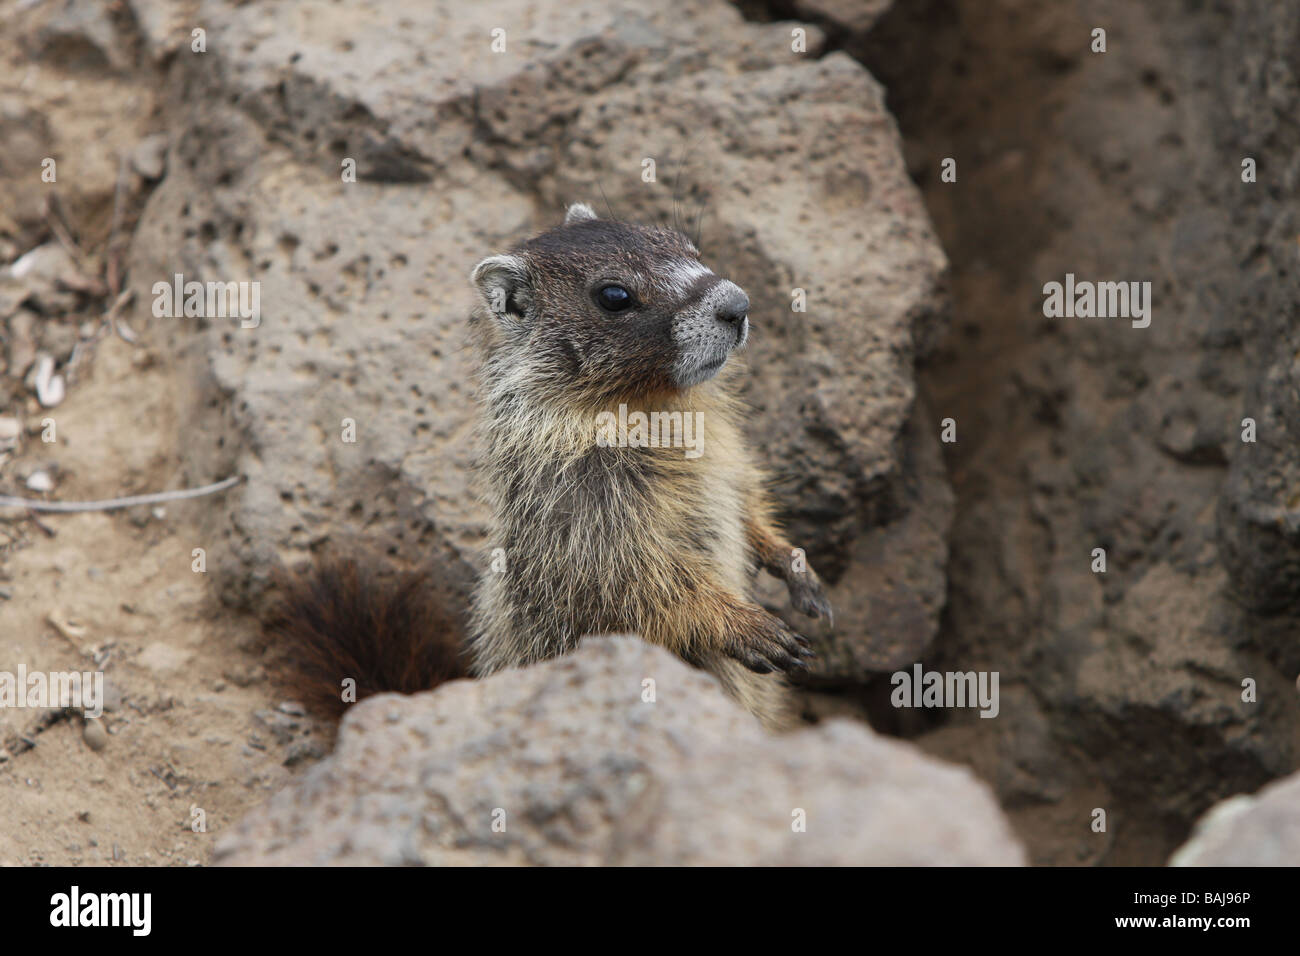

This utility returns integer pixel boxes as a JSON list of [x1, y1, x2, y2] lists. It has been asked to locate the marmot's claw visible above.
[[789, 573, 833, 624], [731, 614, 814, 675]]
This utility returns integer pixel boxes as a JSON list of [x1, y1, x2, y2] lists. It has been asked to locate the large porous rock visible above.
[[126, 0, 951, 680], [213, 636, 1024, 866], [1171, 771, 1300, 866]]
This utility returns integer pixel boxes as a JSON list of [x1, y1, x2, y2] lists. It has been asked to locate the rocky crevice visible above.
[[756, 0, 1300, 864]]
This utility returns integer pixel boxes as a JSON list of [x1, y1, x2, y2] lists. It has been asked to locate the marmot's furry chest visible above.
[[475, 400, 755, 654], [503, 440, 750, 609]]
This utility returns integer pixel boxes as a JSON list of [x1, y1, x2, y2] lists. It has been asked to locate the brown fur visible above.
[[268, 555, 467, 717]]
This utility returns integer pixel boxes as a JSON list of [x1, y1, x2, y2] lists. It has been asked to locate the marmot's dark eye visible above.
[[595, 285, 633, 312]]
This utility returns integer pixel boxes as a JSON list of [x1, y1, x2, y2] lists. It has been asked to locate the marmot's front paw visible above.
[[788, 568, 833, 625], [726, 611, 815, 675]]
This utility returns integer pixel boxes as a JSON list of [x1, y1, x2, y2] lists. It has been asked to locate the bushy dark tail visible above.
[[267, 554, 468, 718]]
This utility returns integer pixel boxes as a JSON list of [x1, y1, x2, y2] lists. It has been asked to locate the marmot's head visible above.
[[470, 203, 750, 400]]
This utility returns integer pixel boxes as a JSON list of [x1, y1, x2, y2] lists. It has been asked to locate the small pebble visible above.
[[30, 354, 65, 408], [82, 718, 108, 752], [130, 133, 168, 180], [25, 470, 54, 493]]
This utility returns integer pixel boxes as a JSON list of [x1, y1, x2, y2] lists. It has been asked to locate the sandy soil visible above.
[[0, 331, 313, 866], [0, 0, 324, 866]]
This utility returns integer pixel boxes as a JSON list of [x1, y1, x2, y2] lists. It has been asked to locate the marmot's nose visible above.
[[716, 287, 750, 326]]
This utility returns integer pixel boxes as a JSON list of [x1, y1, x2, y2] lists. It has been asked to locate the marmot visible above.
[[273, 203, 832, 730]]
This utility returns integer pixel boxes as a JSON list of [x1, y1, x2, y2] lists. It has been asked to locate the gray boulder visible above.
[[1171, 771, 1300, 866], [214, 636, 1024, 866]]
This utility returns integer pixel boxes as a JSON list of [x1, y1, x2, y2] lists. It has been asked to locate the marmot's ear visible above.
[[471, 254, 531, 323], [564, 202, 598, 224]]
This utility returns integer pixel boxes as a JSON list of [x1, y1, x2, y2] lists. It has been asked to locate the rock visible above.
[[251, 708, 301, 747], [24, 470, 53, 493], [28, 354, 64, 408], [4, 243, 80, 316], [283, 739, 326, 767], [82, 718, 108, 751], [35, 0, 131, 73], [1171, 771, 1300, 866], [128, 0, 950, 683], [798, 401, 953, 673], [130, 133, 168, 180], [214, 636, 1024, 866]]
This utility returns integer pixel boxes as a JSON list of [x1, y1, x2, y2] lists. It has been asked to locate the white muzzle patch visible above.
[[671, 278, 749, 388]]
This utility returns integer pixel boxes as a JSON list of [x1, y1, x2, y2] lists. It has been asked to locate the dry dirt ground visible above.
[[0, 332, 312, 866], [0, 7, 308, 864]]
